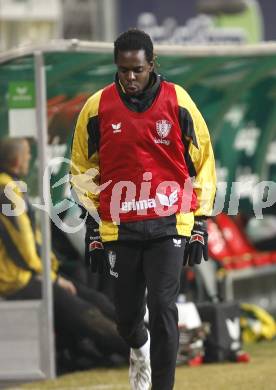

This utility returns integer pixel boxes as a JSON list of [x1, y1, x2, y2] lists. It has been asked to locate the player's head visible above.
[[114, 29, 155, 96], [0, 137, 31, 177], [114, 28, 154, 63]]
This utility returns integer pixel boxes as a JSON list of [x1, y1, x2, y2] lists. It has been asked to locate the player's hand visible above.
[[57, 276, 77, 295], [183, 217, 208, 266], [85, 220, 106, 273]]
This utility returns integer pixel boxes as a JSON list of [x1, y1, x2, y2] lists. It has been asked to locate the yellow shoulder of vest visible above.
[[174, 84, 217, 217], [82, 88, 103, 119], [0, 173, 25, 199], [70, 89, 103, 214], [0, 173, 15, 187], [174, 84, 197, 112]]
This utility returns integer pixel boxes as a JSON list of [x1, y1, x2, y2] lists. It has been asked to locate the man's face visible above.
[[17, 140, 31, 176], [116, 49, 154, 96]]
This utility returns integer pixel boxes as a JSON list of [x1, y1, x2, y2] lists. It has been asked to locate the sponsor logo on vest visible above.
[[121, 190, 178, 213], [112, 122, 122, 133], [121, 198, 156, 212], [154, 138, 170, 145], [156, 189, 178, 207], [155, 120, 172, 145], [108, 250, 118, 278]]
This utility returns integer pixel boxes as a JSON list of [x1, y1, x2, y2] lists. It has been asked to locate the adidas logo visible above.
[[112, 122, 122, 133]]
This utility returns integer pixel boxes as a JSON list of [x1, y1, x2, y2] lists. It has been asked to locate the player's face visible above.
[[18, 140, 31, 176], [116, 49, 154, 96]]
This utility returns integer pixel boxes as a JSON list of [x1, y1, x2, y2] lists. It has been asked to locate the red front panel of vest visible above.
[[98, 81, 197, 223]]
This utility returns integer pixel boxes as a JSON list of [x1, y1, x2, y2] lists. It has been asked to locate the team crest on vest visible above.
[[156, 120, 172, 138]]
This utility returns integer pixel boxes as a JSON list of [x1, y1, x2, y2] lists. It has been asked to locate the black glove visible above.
[[183, 217, 208, 266], [85, 220, 106, 273]]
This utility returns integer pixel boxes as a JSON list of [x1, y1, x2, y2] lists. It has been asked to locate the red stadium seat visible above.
[[212, 213, 275, 268], [207, 218, 236, 269]]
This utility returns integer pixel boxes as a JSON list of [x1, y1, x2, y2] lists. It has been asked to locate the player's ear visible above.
[[150, 53, 158, 72], [148, 61, 154, 72]]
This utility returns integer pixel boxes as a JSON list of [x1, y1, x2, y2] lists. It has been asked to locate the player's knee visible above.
[[147, 294, 174, 314], [117, 322, 146, 347]]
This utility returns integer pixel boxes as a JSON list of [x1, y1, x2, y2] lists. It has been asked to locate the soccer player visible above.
[[71, 29, 216, 390], [0, 138, 128, 366]]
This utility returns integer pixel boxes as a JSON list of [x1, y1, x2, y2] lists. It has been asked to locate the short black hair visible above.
[[114, 28, 154, 63]]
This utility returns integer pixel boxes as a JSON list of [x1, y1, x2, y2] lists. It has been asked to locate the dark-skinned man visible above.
[[71, 29, 216, 390]]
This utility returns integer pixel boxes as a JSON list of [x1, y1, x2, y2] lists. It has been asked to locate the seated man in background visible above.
[[0, 137, 128, 370]]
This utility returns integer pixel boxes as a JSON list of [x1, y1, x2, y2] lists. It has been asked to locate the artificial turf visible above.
[[9, 340, 276, 390]]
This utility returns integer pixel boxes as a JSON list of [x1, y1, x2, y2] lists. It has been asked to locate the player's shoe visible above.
[[129, 333, 151, 390]]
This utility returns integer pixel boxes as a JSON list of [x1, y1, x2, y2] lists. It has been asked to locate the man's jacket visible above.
[[0, 172, 58, 296], [70, 76, 216, 242]]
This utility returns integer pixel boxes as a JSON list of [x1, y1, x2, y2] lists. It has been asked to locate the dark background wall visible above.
[[118, 0, 276, 41], [259, 0, 276, 40]]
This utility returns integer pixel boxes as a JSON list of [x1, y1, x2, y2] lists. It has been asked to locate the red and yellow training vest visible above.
[[98, 81, 198, 222]]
